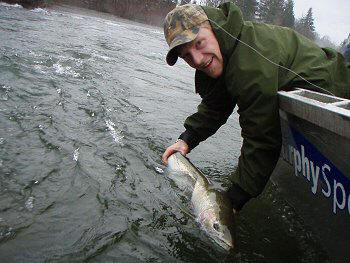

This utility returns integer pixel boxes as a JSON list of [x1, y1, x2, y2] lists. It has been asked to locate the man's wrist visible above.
[[179, 130, 200, 151], [226, 183, 252, 211], [175, 138, 185, 144]]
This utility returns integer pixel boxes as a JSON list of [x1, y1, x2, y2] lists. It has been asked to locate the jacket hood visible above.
[[202, 2, 244, 60]]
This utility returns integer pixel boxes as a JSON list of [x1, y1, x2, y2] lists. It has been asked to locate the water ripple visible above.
[[73, 147, 80, 162], [105, 119, 123, 145], [25, 196, 34, 210], [0, 4, 330, 262]]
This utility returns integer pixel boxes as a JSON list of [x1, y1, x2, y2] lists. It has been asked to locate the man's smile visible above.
[[202, 57, 213, 69]]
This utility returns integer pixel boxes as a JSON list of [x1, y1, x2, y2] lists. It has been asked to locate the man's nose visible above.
[[190, 50, 203, 67]]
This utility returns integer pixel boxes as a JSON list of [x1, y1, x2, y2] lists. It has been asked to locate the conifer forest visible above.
[[2, 0, 348, 47]]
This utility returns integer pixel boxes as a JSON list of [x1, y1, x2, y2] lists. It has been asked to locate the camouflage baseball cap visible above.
[[164, 4, 208, 66]]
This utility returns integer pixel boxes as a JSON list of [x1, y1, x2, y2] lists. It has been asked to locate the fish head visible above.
[[197, 191, 235, 250]]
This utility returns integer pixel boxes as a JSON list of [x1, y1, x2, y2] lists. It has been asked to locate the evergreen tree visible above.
[[305, 8, 315, 33], [316, 35, 337, 49], [340, 34, 350, 51], [176, 0, 193, 5], [295, 8, 316, 40], [282, 0, 294, 28], [233, 0, 258, 21], [258, 0, 285, 25], [204, 0, 223, 7]]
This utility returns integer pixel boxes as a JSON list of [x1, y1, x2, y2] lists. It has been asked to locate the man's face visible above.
[[178, 27, 224, 79]]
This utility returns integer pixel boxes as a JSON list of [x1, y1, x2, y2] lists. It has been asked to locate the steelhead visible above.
[[167, 152, 235, 250]]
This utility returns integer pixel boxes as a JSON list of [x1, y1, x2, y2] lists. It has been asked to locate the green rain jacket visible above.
[[179, 2, 350, 206]]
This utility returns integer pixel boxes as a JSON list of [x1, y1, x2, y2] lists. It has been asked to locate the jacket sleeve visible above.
[[179, 71, 235, 151], [229, 87, 282, 198]]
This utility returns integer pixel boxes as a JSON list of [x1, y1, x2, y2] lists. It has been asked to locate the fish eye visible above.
[[213, 222, 220, 231]]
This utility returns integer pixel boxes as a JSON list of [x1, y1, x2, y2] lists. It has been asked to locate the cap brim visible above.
[[166, 48, 179, 66], [165, 27, 200, 66]]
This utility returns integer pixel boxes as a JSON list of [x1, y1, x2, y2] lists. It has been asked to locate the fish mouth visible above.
[[220, 239, 234, 251], [197, 208, 234, 250], [214, 235, 233, 251], [205, 234, 233, 251]]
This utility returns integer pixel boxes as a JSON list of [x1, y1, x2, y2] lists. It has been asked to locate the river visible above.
[[0, 3, 329, 262]]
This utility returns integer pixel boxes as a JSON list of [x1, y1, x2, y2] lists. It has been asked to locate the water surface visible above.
[[0, 3, 329, 262]]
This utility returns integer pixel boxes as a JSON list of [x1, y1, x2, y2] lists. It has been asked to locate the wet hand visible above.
[[162, 139, 189, 165]]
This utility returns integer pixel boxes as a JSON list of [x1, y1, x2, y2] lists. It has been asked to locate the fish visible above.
[[167, 152, 235, 250]]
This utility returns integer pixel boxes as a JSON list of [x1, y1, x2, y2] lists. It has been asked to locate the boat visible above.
[[271, 88, 350, 263]]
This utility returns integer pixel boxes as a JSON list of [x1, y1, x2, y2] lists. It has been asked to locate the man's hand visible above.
[[162, 139, 189, 165]]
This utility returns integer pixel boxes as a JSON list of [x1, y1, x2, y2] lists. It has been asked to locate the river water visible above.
[[0, 3, 329, 262]]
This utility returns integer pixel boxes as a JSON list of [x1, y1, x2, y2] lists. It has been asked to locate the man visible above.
[[162, 3, 350, 212]]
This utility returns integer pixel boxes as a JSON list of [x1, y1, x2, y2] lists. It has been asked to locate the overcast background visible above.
[[293, 0, 349, 45]]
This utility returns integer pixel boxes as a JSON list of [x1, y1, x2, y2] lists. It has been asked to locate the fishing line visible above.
[[208, 18, 336, 96]]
